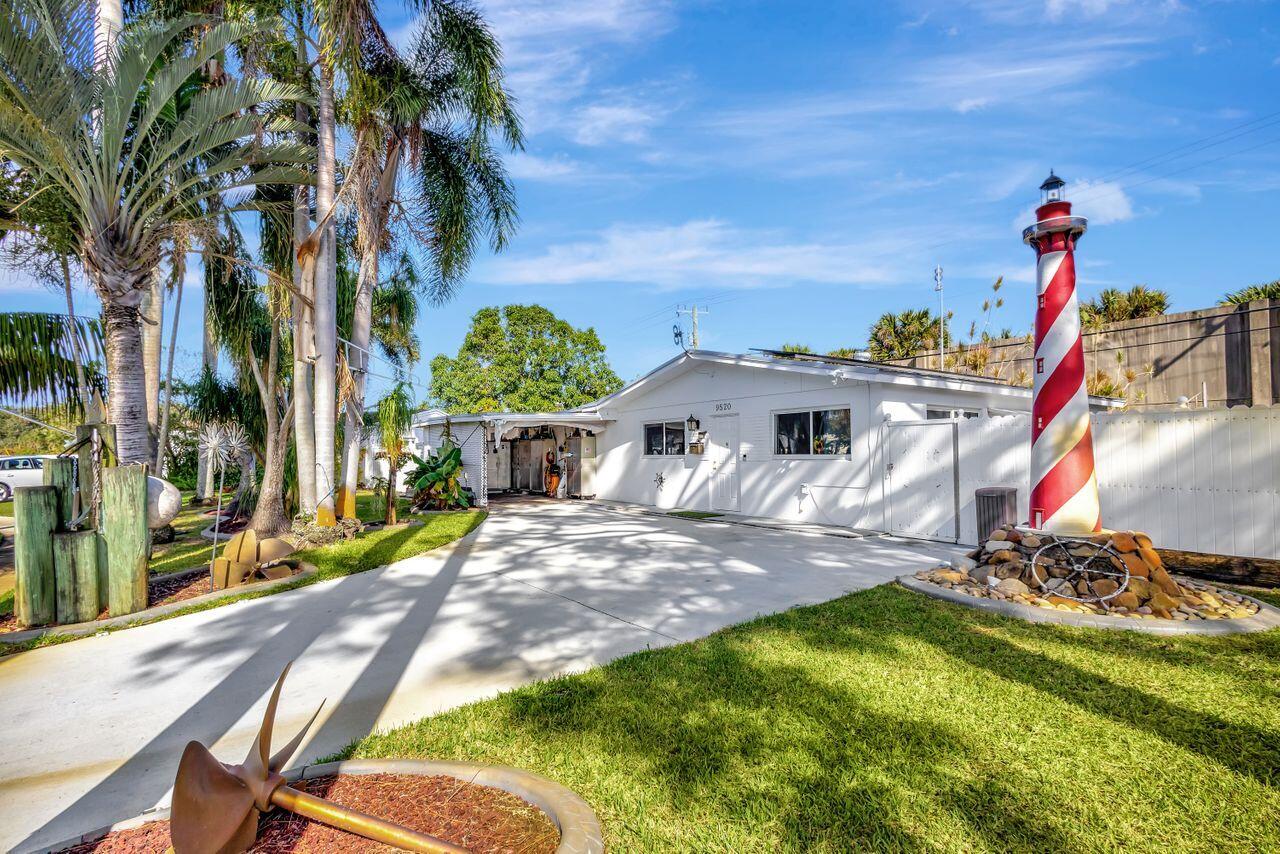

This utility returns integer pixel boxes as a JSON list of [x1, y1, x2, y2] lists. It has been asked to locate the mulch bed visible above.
[[0, 566, 300, 636], [61, 773, 560, 853]]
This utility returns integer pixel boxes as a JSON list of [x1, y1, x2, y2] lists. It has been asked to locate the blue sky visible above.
[[7, 0, 1280, 400]]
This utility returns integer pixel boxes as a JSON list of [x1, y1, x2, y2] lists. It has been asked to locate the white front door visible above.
[[885, 421, 958, 541], [709, 415, 740, 512]]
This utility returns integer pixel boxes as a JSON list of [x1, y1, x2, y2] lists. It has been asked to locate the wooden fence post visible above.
[[14, 485, 58, 627], [53, 530, 99, 624], [102, 464, 148, 617], [42, 457, 75, 530]]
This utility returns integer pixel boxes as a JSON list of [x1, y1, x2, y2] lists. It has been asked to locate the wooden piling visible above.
[[14, 485, 58, 627], [53, 530, 99, 624], [101, 464, 149, 617], [42, 456, 76, 530]]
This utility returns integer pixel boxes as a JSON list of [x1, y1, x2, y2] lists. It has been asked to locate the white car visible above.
[[0, 455, 57, 501]]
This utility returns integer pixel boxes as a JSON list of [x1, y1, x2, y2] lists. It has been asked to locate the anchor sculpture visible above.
[[169, 663, 465, 853]]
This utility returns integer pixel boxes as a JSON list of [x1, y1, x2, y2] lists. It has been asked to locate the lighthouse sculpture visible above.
[[1022, 172, 1101, 533]]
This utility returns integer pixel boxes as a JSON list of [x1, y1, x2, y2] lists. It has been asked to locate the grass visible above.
[[0, 509, 485, 654], [339, 584, 1280, 853], [354, 489, 412, 523], [667, 510, 724, 520]]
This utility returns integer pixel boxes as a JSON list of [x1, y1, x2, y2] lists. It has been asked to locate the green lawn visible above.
[[340, 584, 1280, 853], [354, 489, 412, 523]]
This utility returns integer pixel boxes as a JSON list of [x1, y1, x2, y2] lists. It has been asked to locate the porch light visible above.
[[686, 414, 700, 432]]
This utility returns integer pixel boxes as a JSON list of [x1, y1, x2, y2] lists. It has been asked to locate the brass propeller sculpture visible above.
[[169, 663, 466, 853]]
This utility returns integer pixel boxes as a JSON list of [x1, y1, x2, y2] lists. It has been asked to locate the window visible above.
[[644, 422, 686, 456], [927, 407, 981, 420], [30, 457, 43, 469], [775, 408, 851, 456]]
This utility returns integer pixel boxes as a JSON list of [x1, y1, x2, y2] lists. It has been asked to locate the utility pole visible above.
[[934, 266, 945, 371], [676, 305, 708, 349]]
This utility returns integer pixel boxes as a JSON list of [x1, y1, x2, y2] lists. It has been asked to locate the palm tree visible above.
[[0, 312, 103, 414], [376, 382, 412, 525], [334, 0, 521, 518], [1221, 280, 1280, 305], [1080, 285, 1170, 329], [0, 0, 310, 463], [867, 308, 946, 362]]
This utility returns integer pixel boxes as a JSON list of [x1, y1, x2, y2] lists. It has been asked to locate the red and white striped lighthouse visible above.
[[1022, 172, 1101, 533]]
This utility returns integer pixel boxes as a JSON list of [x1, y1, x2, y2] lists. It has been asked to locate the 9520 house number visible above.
[[714, 402, 733, 412]]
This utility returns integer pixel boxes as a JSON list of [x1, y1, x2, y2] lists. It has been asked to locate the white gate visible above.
[[710, 415, 740, 512], [885, 421, 959, 542]]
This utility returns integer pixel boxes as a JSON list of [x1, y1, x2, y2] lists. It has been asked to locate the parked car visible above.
[[0, 455, 56, 502]]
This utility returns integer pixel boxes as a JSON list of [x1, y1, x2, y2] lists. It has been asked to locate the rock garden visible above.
[[914, 524, 1265, 623]]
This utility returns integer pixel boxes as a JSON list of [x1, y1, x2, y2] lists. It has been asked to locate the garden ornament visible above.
[[147, 476, 182, 529], [169, 663, 465, 854], [1028, 536, 1130, 604], [210, 529, 297, 589]]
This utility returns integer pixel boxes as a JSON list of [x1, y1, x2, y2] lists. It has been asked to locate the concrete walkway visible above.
[[0, 499, 959, 852]]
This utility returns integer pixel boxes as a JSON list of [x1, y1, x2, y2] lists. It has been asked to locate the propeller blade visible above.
[[242, 662, 294, 780], [270, 700, 325, 773], [170, 741, 257, 854]]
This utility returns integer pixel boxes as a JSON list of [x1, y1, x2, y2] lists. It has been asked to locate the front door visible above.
[[709, 415, 740, 512], [885, 421, 958, 541]]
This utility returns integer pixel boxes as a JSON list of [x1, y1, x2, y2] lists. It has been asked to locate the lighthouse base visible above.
[[914, 525, 1262, 625]]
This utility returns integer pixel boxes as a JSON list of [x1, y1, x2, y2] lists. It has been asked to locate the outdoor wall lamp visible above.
[[686, 414, 700, 432]]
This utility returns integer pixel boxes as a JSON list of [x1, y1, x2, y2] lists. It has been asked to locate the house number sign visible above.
[[714, 402, 733, 412]]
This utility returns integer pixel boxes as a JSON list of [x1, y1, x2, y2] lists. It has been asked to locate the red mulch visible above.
[[1, 566, 301, 636], [61, 773, 560, 854]]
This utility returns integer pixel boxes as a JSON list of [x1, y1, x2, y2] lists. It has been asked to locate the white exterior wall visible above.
[[593, 363, 1024, 529], [955, 408, 1280, 558], [419, 421, 489, 506]]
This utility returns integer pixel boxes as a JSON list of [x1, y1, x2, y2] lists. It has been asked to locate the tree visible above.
[[333, 0, 521, 519], [867, 308, 948, 362], [0, 0, 309, 462], [429, 305, 622, 413], [777, 342, 812, 354], [376, 382, 412, 525], [0, 312, 103, 414], [1221, 280, 1280, 305], [1080, 285, 1169, 329]]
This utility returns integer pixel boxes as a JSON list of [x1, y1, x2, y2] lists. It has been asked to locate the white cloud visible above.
[[1013, 179, 1135, 231], [505, 152, 583, 181], [474, 0, 676, 137], [478, 219, 925, 290], [572, 102, 661, 146]]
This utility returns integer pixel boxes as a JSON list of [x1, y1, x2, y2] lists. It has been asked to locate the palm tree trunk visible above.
[[154, 270, 184, 474], [248, 321, 294, 536], [337, 249, 375, 518], [141, 270, 163, 440], [94, 0, 122, 68], [195, 287, 216, 502], [338, 141, 402, 518], [290, 20, 317, 518], [311, 61, 339, 526], [59, 253, 91, 412], [385, 455, 397, 526], [100, 298, 150, 464]]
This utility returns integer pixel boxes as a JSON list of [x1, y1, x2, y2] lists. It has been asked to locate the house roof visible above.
[[413, 348, 1124, 427]]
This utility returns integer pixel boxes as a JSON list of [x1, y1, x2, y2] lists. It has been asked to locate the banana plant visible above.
[[405, 445, 472, 511]]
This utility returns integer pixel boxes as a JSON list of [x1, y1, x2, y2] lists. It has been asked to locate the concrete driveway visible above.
[[0, 499, 959, 852]]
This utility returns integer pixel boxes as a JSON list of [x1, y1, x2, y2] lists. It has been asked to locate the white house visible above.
[[408, 349, 1123, 542]]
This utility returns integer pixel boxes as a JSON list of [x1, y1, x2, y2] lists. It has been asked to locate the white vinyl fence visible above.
[[955, 407, 1280, 559]]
